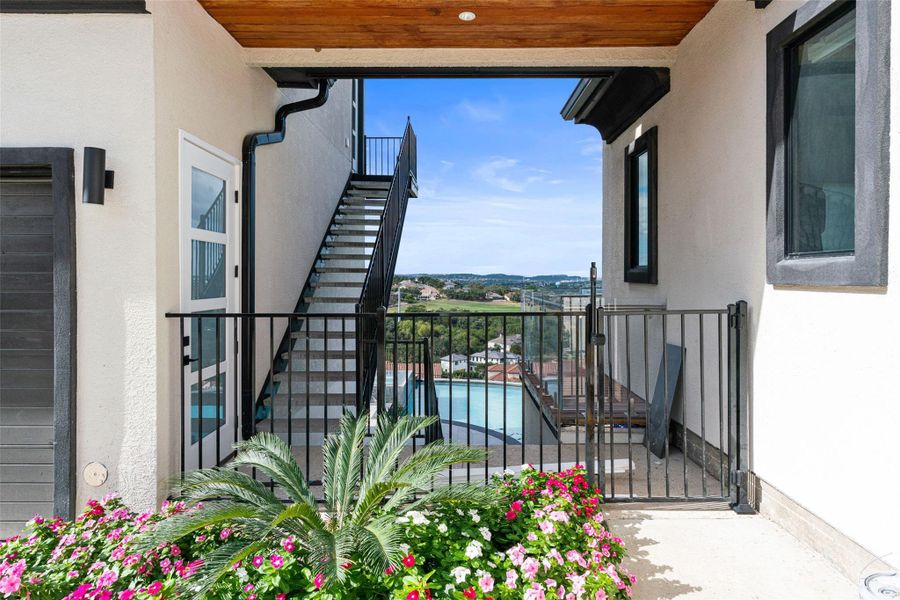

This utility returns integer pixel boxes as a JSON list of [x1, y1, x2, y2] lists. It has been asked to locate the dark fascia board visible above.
[[1, 0, 146, 13], [561, 68, 670, 144], [0, 147, 77, 521], [264, 66, 618, 87], [754, 0, 774, 8]]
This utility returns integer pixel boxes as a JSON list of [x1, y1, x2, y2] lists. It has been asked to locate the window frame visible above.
[[623, 126, 658, 284], [766, 0, 890, 287]]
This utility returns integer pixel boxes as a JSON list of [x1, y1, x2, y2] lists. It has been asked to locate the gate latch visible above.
[[592, 333, 606, 346]]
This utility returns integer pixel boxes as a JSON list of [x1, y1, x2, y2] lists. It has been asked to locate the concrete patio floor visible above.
[[605, 504, 857, 599]]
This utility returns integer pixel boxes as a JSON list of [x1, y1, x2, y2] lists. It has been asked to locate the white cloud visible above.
[[473, 157, 545, 193], [454, 99, 506, 122], [578, 137, 603, 157]]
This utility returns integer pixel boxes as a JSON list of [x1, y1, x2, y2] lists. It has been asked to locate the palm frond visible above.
[[133, 501, 258, 552], [358, 413, 436, 500], [173, 468, 283, 510], [351, 480, 409, 524], [356, 515, 403, 573], [180, 537, 272, 599], [230, 432, 317, 507]]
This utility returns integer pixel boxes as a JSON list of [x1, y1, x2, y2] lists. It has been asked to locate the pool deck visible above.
[[605, 505, 857, 599]]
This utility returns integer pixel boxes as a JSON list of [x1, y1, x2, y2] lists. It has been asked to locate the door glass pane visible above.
[[634, 150, 650, 268], [788, 8, 855, 255], [191, 167, 226, 233], [191, 240, 226, 300], [190, 310, 225, 372], [191, 373, 226, 444]]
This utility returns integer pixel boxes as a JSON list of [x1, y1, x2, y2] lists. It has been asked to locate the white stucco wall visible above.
[[0, 13, 159, 510], [150, 0, 353, 503], [1, 1, 352, 511], [601, 0, 899, 567]]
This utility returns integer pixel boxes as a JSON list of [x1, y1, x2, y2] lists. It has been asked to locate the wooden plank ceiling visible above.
[[198, 0, 718, 49]]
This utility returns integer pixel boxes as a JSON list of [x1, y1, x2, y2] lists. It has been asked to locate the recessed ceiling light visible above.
[[458, 11, 476, 22]]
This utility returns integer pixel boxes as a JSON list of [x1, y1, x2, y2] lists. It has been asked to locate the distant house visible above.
[[443, 281, 457, 290], [485, 291, 504, 300], [488, 333, 521, 352], [487, 363, 521, 383], [440, 354, 468, 372], [469, 350, 521, 365], [399, 279, 418, 288], [419, 285, 440, 300]]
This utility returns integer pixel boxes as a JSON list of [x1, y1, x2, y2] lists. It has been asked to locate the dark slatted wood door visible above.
[[0, 173, 57, 537]]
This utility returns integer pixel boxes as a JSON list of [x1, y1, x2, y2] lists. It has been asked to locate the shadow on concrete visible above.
[[610, 516, 702, 600]]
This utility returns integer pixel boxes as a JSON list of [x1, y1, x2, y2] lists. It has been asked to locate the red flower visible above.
[[406, 591, 420, 600], [505, 510, 517, 521], [510, 500, 523, 513], [340, 562, 352, 570], [385, 565, 395, 575], [463, 587, 477, 599], [402, 554, 416, 568], [425, 590, 432, 600]]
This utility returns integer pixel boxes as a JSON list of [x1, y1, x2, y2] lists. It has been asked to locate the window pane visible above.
[[634, 150, 649, 268], [191, 373, 226, 444], [788, 8, 855, 255], [190, 310, 225, 373], [191, 240, 226, 300], [191, 167, 226, 233]]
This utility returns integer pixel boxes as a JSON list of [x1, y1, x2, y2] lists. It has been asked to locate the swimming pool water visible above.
[[432, 380, 524, 442]]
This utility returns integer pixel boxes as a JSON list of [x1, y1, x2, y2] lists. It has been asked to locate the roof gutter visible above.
[[240, 78, 331, 439]]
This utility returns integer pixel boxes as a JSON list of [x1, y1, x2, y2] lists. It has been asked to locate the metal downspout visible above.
[[240, 79, 331, 439]]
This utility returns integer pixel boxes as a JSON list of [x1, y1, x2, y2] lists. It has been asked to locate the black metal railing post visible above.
[[730, 300, 753, 513], [584, 301, 597, 487], [376, 306, 386, 415]]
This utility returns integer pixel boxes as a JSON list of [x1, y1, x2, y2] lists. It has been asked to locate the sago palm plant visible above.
[[138, 411, 489, 595]]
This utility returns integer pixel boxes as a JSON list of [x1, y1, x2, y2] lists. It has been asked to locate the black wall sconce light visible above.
[[82, 147, 115, 205]]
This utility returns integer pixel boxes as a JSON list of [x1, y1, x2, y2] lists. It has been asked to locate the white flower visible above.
[[437, 523, 448, 533], [456, 509, 465, 516], [444, 583, 457, 594], [406, 510, 430, 526], [400, 543, 410, 553], [503, 469, 514, 477], [236, 567, 248, 582], [465, 540, 483, 559], [395, 516, 409, 523], [450, 566, 471, 584], [469, 509, 481, 523], [479, 526, 492, 541]]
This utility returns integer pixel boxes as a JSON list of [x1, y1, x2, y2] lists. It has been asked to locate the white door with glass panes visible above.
[[179, 133, 239, 470]]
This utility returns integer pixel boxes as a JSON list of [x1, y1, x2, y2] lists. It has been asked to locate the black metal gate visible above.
[[583, 266, 750, 509]]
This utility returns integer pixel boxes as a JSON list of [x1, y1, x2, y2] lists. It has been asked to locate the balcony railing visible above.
[[167, 296, 750, 509], [364, 135, 403, 176]]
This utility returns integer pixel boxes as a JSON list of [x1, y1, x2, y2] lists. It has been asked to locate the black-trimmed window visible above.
[[767, 0, 889, 287], [624, 127, 657, 284]]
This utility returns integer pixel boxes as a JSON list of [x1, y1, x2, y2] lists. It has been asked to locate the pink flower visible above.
[[244, 584, 254, 592], [276, 595, 286, 600], [270, 554, 284, 569], [505, 509, 517, 520], [406, 591, 420, 600], [281, 537, 295, 553], [0, 559, 25, 594], [67, 570, 80, 578], [527, 532, 538, 541], [509, 543, 526, 566], [402, 554, 416, 568], [251, 555, 264, 567], [547, 548, 564, 565], [147, 581, 163, 596], [506, 569, 519, 589], [119, 591, 135, 600], [479, 573, 495, 593], [97, 570, 118, 587], [313, 573, 325, 589], [594, 590, 607, 600], [522, 557, 540, 581], [219, 528, 232, 541], [247, 595, 257, 600], [539, 520, 555, 534]]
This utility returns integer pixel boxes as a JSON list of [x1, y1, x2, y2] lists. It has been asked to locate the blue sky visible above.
[[365, 78, 603, 277]]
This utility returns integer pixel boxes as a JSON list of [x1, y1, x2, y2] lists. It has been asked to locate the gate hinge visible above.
[[591, 333, 606, 346], [234, 265, 239, 278], [234, 190, 239, 204], [731, 469, 748, 486]]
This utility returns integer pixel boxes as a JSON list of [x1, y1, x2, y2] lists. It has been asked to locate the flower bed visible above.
[[1, 466, 633, 599]]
